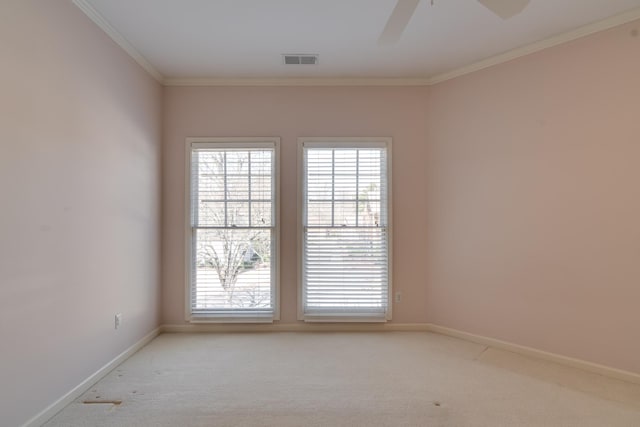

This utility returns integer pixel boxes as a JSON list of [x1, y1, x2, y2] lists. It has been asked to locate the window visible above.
[[186, 138, 279, 322], [299, 138, 392, 322]]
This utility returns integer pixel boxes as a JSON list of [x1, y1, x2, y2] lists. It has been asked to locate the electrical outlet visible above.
[[115, 313, 122, 329], [395, 291, 402, 303]]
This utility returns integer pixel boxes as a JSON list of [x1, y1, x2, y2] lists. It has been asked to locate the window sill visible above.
[[189, 313, 276, 324], [301, 314, 389, 323]]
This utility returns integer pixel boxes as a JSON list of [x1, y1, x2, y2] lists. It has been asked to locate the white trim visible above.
[[427, 324, 640, 386], [72, 0, 163, 83], [73, 2, 640, 88], [185, 137, 281, 323], [161, 323, 430, 333], [301, 315, 388, 323], [23, 322, 640, 427], [385, 140, 393, 320], [190, 316, 274, 324], [22, 327, 161, 427], [163, 78, 432, 87], [301, 138, 389, 149], [186, 137, 280, 148], [184, 139, 193, 322], [273, 141, 281, 321], [296, 141, 305, 321], [162, 8, 640, 87], [427, 7, 640, 85], [187, 142, 277, 150]]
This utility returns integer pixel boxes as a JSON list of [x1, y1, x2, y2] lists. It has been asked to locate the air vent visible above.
[[283, 54, 319, 65]]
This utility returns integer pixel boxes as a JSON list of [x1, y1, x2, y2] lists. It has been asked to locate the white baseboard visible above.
[[426, 323, 640, 386], [22, 327, 161, 427], [161, 322, 431, 333], [25, 322, 640, 427]]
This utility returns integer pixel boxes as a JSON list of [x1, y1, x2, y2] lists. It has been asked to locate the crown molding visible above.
[[164, 7, 640, 88], [73, 1, 640, 88], [427, 6, 640, 85], [163, 77, 432, 87], [72, 0, 164, 83]]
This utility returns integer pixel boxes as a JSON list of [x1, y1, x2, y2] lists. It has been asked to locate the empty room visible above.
[[2, 0, 640, 426]]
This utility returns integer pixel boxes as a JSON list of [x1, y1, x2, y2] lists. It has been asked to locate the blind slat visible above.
[[302, 145, 390, 318]]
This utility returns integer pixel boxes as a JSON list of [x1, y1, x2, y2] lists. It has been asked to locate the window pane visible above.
[[307, 174, 332, 201], [227, 202, 249, 226], [307, 150, 333, 175], [334, 150, 357, 174], [250, 175, 271, 201], [226, 151, 249, 174], [250, 201, 272, 227], [198, 201, 225, 226], [358, 200, 380, 226], [194, 228, 272, 310], [334, 202, 357, 226], [358, 176, 380, 198], [334, 174, 357, 200], [197, 175, 225, 201], [307, 201, 333, 226], [227, 175, 249, 200], [197, 152, 225, 175], [250, 150, 272, 175], [190, 143, 277, 319], [358, 150, 381, 171]]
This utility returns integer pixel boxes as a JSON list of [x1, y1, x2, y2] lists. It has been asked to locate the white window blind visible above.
[[187, 139, 278, 321], [300, 139, 391, 321]]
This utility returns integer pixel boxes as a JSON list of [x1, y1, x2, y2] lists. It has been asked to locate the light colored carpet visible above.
[[45, 332, 640, 427]]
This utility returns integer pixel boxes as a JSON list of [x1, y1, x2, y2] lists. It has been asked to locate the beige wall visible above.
[[3, 2, 639, 424], [0, 1, 162, 426], [425, 21, 640, 374], [162, 86, 430, 324], [162, 21, 640, 375]]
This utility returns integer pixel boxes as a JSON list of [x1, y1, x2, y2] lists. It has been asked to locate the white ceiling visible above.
[[81, 0, 640, 81]]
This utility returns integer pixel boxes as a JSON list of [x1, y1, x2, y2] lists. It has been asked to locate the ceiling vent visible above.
[[283, 54, 319, 65]]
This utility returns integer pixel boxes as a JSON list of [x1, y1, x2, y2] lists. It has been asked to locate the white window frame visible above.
[[297, 137, 393, 322], [185, 137, 280, 323]]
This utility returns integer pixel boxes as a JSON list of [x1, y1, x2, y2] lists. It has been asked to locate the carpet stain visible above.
[[473, 346, 490, 361], [82, 400, 122, 405]]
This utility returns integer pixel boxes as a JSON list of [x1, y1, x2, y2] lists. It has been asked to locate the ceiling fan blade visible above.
[[378, 0, 420, 46], [477, 0, 530, 19]]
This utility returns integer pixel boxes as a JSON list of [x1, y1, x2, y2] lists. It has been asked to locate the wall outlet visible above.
[[395, 291, 402, 303], [115, 313, 123, 329]]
